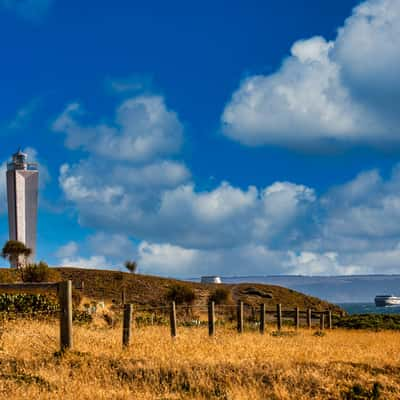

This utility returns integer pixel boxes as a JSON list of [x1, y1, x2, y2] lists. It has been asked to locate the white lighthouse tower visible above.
[[6, 149, 39, 267]]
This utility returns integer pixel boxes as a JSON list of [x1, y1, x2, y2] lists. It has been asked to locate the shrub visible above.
[[20, 262, 51, 283], [124, 260, 137, 273], [335, 314, 400, 330], [165, 284, 196, 305], [209, 288, 231, 305], [0, 293, 58, 315]]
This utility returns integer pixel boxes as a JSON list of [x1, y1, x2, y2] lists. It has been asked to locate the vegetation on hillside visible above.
[[209, 287, 232, 305], [165, 284, 196, 304], [42, 267, 343, 312], [20, 262, 61, 283], [335, 314, 400, 330]]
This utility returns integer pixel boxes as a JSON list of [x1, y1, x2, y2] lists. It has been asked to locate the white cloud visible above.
[[222, 0, 400, 149], [60, 255, 107, 269], [320, 165, 400, 242], [58, 160, 316, 249], [334, 0, 400, 116], [137, 241, 292, 277], [55, 241, 78, 258], [54, 234, 137, 270], [53, 95, 183, 163], [88, 232, 136, 259], [54, 72, 400, 276], [285, 251, 362, 276]]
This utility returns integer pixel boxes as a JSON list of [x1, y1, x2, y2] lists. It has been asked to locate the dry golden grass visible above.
[[0, 319, 399, 399]]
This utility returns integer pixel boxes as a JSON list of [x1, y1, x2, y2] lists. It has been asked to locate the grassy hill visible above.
[[57, 267, 341, 312], [0, 267, 342, 312]]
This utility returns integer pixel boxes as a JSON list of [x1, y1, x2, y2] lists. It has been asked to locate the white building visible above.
[[201, 276, 222, 284], [6, 150, 39, 267]]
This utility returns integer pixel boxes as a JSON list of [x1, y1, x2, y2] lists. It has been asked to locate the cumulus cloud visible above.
[[53, 95, 183, 163], [58, 162, 316, 249], [88, 232, 137, 259], [55, 239, 108, 269], [54, 158, 400, 276], [320, 165, 400, 243], [222, 0, 400, 149], [54, 79, 400, 276], [55, 241, 79, 258]]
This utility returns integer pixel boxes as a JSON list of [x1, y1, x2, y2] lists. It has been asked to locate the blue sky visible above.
[[1, 0, 400, 276]]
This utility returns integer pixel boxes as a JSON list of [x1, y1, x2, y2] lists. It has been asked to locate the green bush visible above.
[[209, 288, 231, 305], [0, 293, 58, 315], [335, 314, 400, 330], [20, 261, 54, 283], [165, 284, 196, 305]]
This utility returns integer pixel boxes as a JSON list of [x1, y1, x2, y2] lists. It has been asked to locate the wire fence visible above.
[[0, 280, 341, 352]]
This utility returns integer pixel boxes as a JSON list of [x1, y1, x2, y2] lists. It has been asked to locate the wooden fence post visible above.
[[328, 310, 332, 330], [295, 307, 300, 330], [237, 301, 243, 333], [307, 309, 312, 329], [122, 303, 133, 347], [277, 304, 282, 331], [121, 288, 126, 305], [260, 303, 266, 334], [208, 301, 215, 336], [170, 301, 177, 337], [58, 280, 73, 351], [320, 312, 325, 331]]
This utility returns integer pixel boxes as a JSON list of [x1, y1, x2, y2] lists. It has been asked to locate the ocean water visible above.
[[338, 303, 400, 315]]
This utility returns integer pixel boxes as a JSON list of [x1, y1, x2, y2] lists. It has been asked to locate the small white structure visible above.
[[201, 276, 222, 284]]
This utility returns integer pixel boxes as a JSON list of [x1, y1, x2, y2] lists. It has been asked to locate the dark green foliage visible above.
[[209, 288, 231, 305], [20, 262, 51, 282], [165, 284, 196, 305], [124, 260, 137, 273], [0, 293, 58, 315], [0, 293, 91, 323], [335, 314, 400, 330]]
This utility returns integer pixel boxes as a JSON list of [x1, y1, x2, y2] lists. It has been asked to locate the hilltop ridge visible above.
[[51, 267, 342, 311]]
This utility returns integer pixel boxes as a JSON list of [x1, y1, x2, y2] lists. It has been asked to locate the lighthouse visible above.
[[6, 149, 39, 267]]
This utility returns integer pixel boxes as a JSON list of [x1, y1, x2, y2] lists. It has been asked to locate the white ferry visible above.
[[374, 295, 400, 307]]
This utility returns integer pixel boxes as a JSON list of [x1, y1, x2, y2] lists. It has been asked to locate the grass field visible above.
[[0, 319, 399, 399]]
